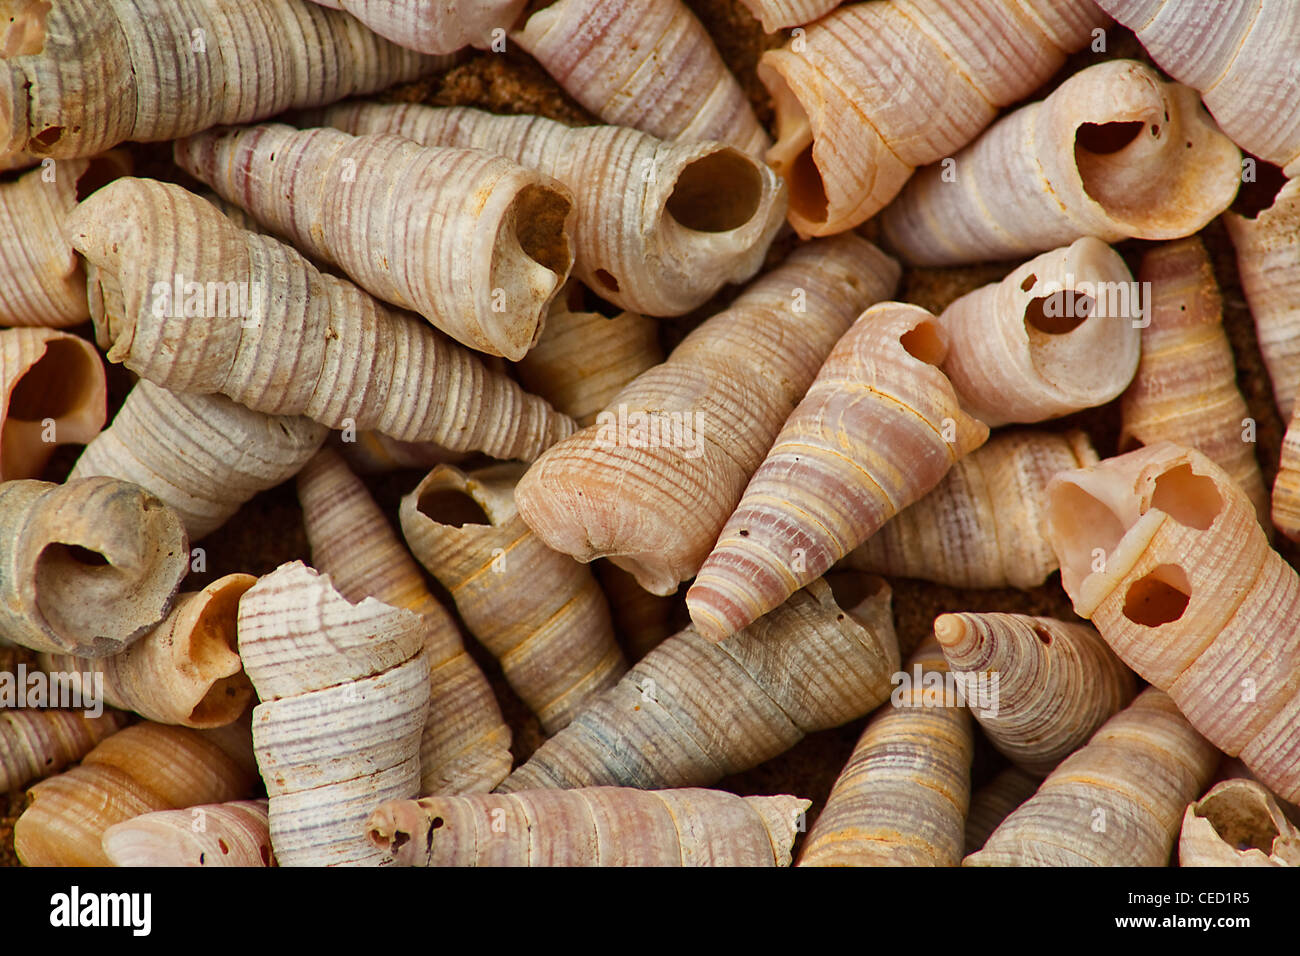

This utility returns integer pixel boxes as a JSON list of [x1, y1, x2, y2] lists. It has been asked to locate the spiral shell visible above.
[[102, 799, 274, 867], [0, 707, 128, 792]]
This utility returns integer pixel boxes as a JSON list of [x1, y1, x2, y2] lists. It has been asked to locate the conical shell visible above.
[[67, 177, 576, 461], [102, 799, 274, 867], [305, 0, 526, 54], [515, 236, 900, 595], [1097, 0, 1300, 175], [0, 476, 189, 657], [881, 60, 1243, 265], [1046, 442, 1300, 802], [758, 0, 1108, 236], [14, 721, 258, 866], [0, 707, 128, 792], [1121, 237, 1268, 521], [842, 430, 1099, 589], [1225, 177, 1300, 418], [70, 380, 327, 540], [966, 688, 1218, 866], [797, 638, 973, 866], [933, 612, 1137, 776], [237, 561, 431, 866], [299, 102, 789, 317], [400, 462, 626, 735], [687, 301, 988, 642], [1179, 778, 1300, 867], [738, 0, 843, 32], [366, 787, 809, 867], [964, 766, 1041, 854], [296, 447, 512, 794], [0, 0, 444, 161], [513, 0, 769, 156], [937, 238, 1142, 426], [501, 574, 899, 793], [38, 573, 256, 729], [0, 328, 106, 480], [175, 123, 576, 359]]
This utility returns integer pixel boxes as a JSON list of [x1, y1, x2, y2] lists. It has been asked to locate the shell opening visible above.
[[185, 581, 255, 726], [762, 68, 826, 225], [899, 321, 945, 366], [6, 338, 97, 421], [1, 0, 51, 57], [1149, 462, 1222, 530], [509, 183, 572, 279], [1076, 121, 1145, 155], [417, 487, 489, 528], [1024, 293, 1091, 335], [1047, 480, 1127, 597], [34, 542, 140, 644], [666, 149, 765, 233], [1195, 788, 1280, 854], [1121, 564, 1190, 627], [787, 144, 827, 225]]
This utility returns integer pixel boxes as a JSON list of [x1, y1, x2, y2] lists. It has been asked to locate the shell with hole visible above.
[[70, 380, 328, 540], [102, 799, 274, 867], [0, 476, 188, 657], [757, 0, 1108, 236], [1096, 0, 1300, 176], [687, 301, 987, 643], [1046, 442, 1300, 802], [1121, 237, 1268, 522], [933, 612, 1136, 776], [0, 708, 128, 793], [175, 123, 576, 359], [512, 0, 769, 156], [0, 0, 444, 162], [514, 236, 899, 596], [841, 430, 1098, 590], [797, 638, 972, 867], [935, 237, 1142, 426], [400, 462, 626, 736], [304, 0, 526, 54], [296, 448, 513, 794], [237, 561, 431, 866], [881, 60, 1242, 265], [1179, 778, 1300, 867], [299, 102, 788, 318], [13, 722, 258, 866], [67, 178, 576, 461], [367, 788, 810, 867], [501, 575, 898, 793], [37, 573, 256, 729], [1, 328, 106, 481], [966, 688, 1218, 866]]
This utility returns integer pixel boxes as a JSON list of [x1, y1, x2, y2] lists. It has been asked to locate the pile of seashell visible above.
[[1, 0, 1298, 868]]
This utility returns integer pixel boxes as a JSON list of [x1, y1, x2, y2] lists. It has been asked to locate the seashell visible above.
[[758, 0, 1109, 236], [501, 574, 899, 793], [336, 432, 469, 476], [0, 0, 445, 162], [515, 285, 663, 426], [67, 177, 577, 461], [512, 0, 769, 156], [296, 447, 512, 794], [1046, 442, 1300, 802], [1120, 237, 1268, 521], [0, 708, 128, 792], [596, 561, 680, 661], [966, 688, 1219, 866], [1179, 778, 1300, 867], [1096, 0, 1300, 175], [687, 301, 987, 642], [0, 154, 128, 327], [964, 766, 1041, 854], [367, 787, 809, 867], [737, 0, 844, 32], [515, 236, 900, 596], [400, 462, 626, 735], [936, 238, 1142, 426], [797, 638, 973, 867], [102, 798, 274, 867], [305, 0, 526, 54], [1273, 402, 1300, 541], [37, 573, 256, 729], [0, 476, 189, 657], [70, 380, 327, 540], [1225, 177, 1300, 418], [932, 612, 1137, 776], [1, 328, 106, 481], [842, 430, 1099, 590], [301, 101, 788, 318], [14, 721, 258, 866], [881, 60, 1243, 265], [175, 124, 576, 359], [237, 562, 430, 866]]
